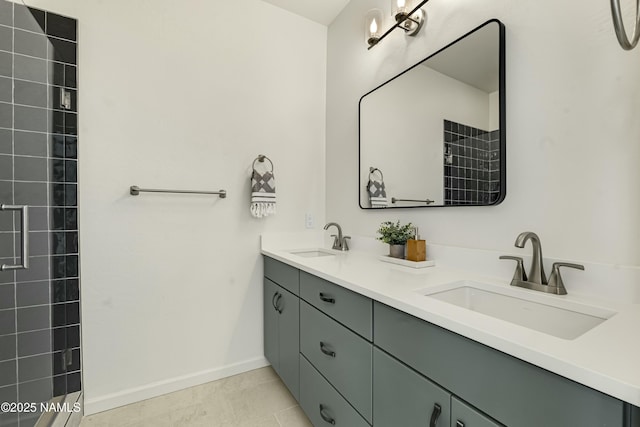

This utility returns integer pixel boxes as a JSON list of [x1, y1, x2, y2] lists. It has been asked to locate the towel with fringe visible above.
[[367, 168, 387, 208], [251, 164, 276, 218]]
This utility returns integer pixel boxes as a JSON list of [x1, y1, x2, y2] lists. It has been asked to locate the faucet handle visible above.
[[342, 236, 351, 251], [547, 262, 584, 295], [499, 255, 528, 283]]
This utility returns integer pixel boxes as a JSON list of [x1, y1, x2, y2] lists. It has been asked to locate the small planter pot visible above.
[[389, 244, 405, 259]]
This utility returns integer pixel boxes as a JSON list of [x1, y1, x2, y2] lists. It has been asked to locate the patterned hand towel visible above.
[[367, 168, 388, 208], [251, 163, 276, 218]]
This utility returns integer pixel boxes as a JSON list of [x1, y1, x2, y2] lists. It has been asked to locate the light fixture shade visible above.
[[391, 0, 415, 22], [365, 9, 384, 47]]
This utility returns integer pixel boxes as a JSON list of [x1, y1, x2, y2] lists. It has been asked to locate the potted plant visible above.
[[376, 220, 414, 259]]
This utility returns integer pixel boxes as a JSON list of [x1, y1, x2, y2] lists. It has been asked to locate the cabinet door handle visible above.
[[319, 404, 336, 425], [319, 292, 335, 304], [429, 403, 442, 427], [275, 293, 283, 314], [271, 292, 279, 311], [319, 342, 336, 358], [0, 205, 29, 271], [456, 421, 465, 427]]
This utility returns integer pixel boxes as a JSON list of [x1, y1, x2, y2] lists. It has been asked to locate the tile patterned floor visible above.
[[80, 367, 313, 427]]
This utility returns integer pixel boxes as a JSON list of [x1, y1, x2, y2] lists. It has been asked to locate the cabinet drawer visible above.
[[299, 355, 370, 427], [374, 347, 450, 427], [300, 301, 372, 423], [264, 256, 299, 295], [374, 302, 624, 427], [451, 397, 502, 427], [300, 271, 372, 340]]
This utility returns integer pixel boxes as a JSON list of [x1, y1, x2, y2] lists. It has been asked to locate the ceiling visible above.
[[261, 0, 350, 26]]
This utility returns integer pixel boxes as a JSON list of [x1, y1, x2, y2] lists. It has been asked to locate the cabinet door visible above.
[[451, 397, 502, 427], [278, 287, 299, 400], [264, 278, 280, 373], [374, 347, 450, 427]]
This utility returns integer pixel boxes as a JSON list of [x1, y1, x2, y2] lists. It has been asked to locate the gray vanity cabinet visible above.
[[263, 257, 300, 400], [374, 347, 451, 427], [262, 257, 640, 427], [374, 301, 626, 427]]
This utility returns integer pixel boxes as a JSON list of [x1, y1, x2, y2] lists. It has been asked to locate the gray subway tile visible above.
[[13, 182, 47, 206], [0, 154, 11, 180], [0, 102, 12, 128], [20, 207, 46, 232], [16, 281, 48, 308], [16, 232, 48, 257], [0, 2, 13, 27], [14, 131, 46, 157], [0, 384, 17, 406], [0, 283, 14, 310], [14, 105, 48, 133], [0, 359, 16, 386], [17, 353, 51, 383], [0, 308, 15, 335], [14, 156, 47, 182], [0, 76, 11, 103], [14, 5, 45, 34], [17, 329, 50, 357], [14, 80, 47, 108], [0, 128, 10, 154], [0, 25, 12, 52], [0, 180, 13, 203], [18, 377, 52, 405], [0, 51, 11, 77], [14, 55, 46, 83], [14, 29, 47, 58], [0, 232, 15, 258], [17, 305, 49, 333], [15, 256, 49, 283], [0, 334, 16, 360]]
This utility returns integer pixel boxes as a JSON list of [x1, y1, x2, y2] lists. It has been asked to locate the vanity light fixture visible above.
[[366, 0, 429, 49]]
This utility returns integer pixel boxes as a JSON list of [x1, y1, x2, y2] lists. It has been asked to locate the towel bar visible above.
[[130, 186, 227, 198]]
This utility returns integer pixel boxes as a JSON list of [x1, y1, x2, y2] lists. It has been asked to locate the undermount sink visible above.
[[289, 249, 336, 258], [419, 281, 616, 340]]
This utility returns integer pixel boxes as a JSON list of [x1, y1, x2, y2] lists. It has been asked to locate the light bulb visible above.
[[370, 18, 378, 34]]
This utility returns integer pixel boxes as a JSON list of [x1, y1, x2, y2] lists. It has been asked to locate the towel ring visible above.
[[253, 155, 274, 173], [369, 167, 383, 181], [611, 0, 640, 50]]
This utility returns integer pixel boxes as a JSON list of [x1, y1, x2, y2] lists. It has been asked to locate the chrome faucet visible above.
[[323, 222, 350, 251], [500, 231, 584, 295]]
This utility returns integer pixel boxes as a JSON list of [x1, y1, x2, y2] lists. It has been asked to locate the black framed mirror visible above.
[[359, 19, 506, 209]]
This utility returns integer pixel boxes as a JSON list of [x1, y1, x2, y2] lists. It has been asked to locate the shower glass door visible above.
[[0, 1, 81, 426]]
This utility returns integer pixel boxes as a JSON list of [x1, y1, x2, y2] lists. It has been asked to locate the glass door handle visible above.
[[0, 205, 29, 271]]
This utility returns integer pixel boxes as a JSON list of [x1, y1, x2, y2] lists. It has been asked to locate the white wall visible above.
[[12, 0, 327, 414], [327, 0, 640, 267], [360, 65, 491, 206]]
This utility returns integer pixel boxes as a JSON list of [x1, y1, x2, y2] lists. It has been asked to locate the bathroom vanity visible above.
[[262, 236, 640, 427]]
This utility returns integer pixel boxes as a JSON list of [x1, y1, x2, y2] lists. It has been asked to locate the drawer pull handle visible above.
[[319, 293, 335, 304], [274, 293, 283, 314], [456, 421, 465, 427], [320, 342, 336, 358], [429, 403, 442, 427], [319, 404, 336, 425]]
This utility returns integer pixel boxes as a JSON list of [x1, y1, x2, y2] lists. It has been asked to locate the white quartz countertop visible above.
[[261, 233, 640, 407]]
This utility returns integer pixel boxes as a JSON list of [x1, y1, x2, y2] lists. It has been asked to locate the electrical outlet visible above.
[[305, 213, 314, 229]]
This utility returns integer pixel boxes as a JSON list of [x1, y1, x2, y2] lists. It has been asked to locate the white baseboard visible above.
[[84, 356, 269, 416]]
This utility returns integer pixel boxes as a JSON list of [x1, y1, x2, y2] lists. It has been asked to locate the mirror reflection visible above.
[[359, 20, 505, 208]]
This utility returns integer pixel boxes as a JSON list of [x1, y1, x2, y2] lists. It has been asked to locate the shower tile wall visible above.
[[0, 2, 80, 426], [443, 119, 500, 205]]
